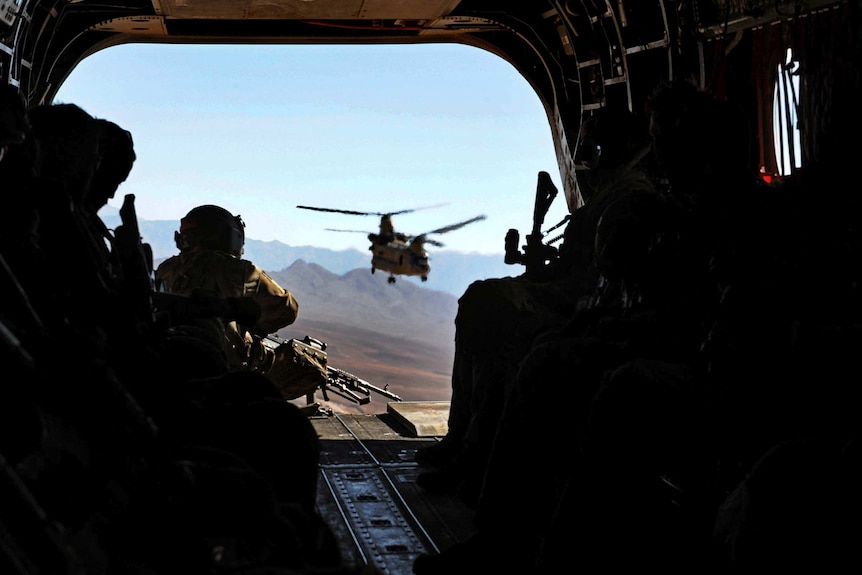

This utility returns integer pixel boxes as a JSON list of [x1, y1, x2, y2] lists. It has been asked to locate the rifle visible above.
[[113, 193, 157, 336], [262, 334, 402, 406], [503, 170, 562, 281]]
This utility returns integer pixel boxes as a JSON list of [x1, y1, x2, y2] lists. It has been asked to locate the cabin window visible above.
[[53, 43, 566, 410], [773, 48, 802, 176], [54, 43, 568, 258]]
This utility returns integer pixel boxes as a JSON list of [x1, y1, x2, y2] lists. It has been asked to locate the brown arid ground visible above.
[[279, 318, 455, 415]]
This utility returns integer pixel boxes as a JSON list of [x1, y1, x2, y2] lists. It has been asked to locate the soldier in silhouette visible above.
[[413, 105, 655, 503]]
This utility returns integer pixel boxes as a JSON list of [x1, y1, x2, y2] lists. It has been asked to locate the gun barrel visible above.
[[324, 383, 371, 405], [328, 367, 402, 402], [365, 382, 402, 402]]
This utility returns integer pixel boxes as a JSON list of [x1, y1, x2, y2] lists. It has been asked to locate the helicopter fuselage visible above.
[[369, 234, 431, 282]]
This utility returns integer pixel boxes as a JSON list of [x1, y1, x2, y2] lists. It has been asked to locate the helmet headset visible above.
[[174, 204, 246, 257]]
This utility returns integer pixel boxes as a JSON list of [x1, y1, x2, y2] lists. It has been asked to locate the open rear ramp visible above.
[[386, 402, 451, 438], [309, 402, 475, 574]]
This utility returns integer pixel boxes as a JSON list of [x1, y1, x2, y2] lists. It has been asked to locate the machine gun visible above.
[[262, 334, 402, 406], [325, 365, 403, 405], [504, 171, 564, 281], [151, 291, 401, 407]]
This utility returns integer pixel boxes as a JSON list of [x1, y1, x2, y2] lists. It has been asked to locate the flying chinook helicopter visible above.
[[297, 204, 486, 283]]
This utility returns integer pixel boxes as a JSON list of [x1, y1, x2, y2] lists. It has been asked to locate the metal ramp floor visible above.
[[309, 403, 475, 574]]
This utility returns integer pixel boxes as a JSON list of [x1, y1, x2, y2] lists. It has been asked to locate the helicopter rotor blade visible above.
[[324, 228, 372, 234], [409, 234, 444, 248], [385, 203, 450, 217], [297, 205, 376, 217], [423, 215, 487, 236], [297, 203, 450, 217], [422, 237, 445, 248]]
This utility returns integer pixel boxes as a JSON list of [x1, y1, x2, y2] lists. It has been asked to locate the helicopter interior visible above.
[[3, 1, 862, 574]]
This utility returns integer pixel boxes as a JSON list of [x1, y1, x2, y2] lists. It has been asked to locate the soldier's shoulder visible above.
[[154, 254, 182, 273], [165, 249, 245, 272]]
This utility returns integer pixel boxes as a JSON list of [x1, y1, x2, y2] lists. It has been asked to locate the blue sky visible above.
[[55, 42, 569, 256]]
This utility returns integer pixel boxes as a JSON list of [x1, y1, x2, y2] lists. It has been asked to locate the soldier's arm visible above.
[[248, 265, 299, 334]]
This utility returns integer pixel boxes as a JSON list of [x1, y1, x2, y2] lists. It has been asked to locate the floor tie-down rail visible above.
[[311, 411, 475, 575]]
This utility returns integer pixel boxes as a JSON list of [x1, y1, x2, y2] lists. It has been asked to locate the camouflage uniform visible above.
[[156, 249, 299, 371]]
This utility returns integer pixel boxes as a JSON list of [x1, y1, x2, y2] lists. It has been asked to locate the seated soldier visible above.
[[3, 107, 345, 573], [151, 205, 337, 522], [81, 118, 136, 250], [6, 103, 106, 327], [413, 106, 654, 497], [155, 204, 300, 374], [412, 105, 661, 574], [154, 204, 332, 411], [533, 80, 766, 574]]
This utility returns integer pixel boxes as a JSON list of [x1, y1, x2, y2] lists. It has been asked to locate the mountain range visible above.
[[105, 213, 521, 297]]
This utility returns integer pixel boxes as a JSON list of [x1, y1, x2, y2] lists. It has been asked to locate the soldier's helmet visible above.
[[175, 204, 245, 257]]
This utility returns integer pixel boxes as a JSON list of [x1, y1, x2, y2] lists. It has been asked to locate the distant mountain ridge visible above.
[[102, 212, 521, 297], [269, 260, 458, 346]]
